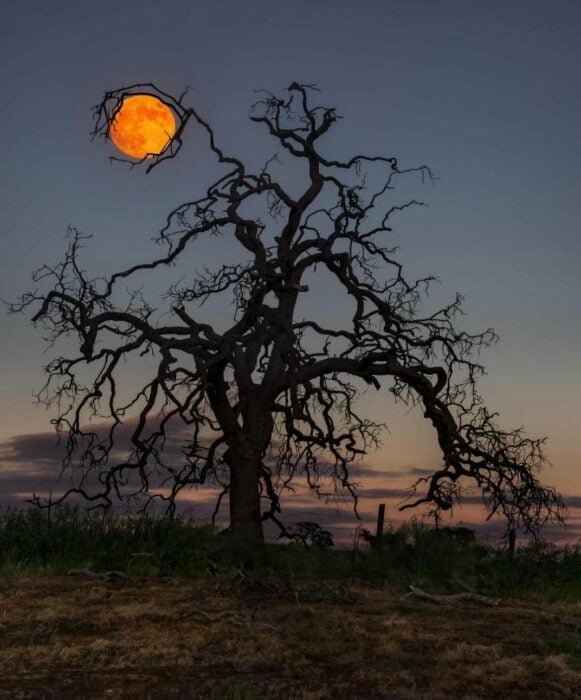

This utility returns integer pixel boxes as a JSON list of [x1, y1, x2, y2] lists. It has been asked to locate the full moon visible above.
[[108, 95, 176, 160]]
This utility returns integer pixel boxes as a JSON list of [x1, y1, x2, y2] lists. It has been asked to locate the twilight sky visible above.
[[1, 0, 580, 545]]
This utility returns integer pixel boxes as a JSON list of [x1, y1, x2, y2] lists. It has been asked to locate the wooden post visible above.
[[508, 528, 516, 557], [376, 503, 386, 540], [352, 526, 361, 560]]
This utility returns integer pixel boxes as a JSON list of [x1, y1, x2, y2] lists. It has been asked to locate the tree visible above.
[[12, 82, 565, 545]]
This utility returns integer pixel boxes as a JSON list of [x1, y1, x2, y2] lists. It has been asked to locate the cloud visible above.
[[406, 467, 438, 477], [0, 419, 223, 496], [564, 496, 581, 509], [0, 424, 580, 546], [350, 465, 440, 481], [0, 430, 70, 465], [350, 464, 386, 478], [356, 487, 413, 500]]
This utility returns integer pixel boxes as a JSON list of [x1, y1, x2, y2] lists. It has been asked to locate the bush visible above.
[[287, 522, 335, 550]]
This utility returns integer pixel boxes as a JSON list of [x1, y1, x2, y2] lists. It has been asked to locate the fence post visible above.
[[508, 528, 516, 557], [376, 503, 386, 540]]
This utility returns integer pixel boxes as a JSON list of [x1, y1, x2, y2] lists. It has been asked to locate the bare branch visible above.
[[10, 81, 565, 543]]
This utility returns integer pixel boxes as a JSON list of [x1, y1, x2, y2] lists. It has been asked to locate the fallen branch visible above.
[[217, 569, 357, 605], [403, 584, 500, 607], [178, 607, 282, 634], [67, 568, 128, 582]]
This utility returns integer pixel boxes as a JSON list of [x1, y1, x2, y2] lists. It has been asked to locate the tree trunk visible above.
[[225, 442, 264, 545]]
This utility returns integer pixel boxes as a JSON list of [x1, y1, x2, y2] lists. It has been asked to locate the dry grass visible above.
[[0, 574, 579, 699]]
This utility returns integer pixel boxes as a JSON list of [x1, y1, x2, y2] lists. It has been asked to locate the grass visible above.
[[0, 507, 580, 698], [0, 506, 579, 602], [0, 572, 579, 698]]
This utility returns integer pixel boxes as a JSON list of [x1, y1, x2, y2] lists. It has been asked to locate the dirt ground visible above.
[[0, 573, 579, 699]]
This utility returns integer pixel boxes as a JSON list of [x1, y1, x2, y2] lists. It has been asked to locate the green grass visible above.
[[0, 506, 579, 601]]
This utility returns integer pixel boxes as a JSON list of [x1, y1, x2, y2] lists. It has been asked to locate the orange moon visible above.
[[108, 95, 176, 159]]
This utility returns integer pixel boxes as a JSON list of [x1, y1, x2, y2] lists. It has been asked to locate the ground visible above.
[[0, 573, 579, 699]]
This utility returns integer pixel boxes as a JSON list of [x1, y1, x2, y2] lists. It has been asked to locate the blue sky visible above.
[[1, 0, 580, 544]]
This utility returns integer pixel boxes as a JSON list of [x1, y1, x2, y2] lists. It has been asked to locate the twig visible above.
[[403, 584, 500, 607]]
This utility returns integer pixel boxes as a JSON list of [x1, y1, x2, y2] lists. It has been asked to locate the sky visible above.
[[1, 0, 580, 546]]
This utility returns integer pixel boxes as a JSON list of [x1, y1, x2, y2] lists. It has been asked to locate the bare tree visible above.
[[11, 82, 565, 544]]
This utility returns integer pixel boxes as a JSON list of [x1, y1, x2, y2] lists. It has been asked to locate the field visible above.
[[0, 509, 580, 698]]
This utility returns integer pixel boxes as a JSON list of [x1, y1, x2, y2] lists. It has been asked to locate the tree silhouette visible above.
[[12, 82, 565, 544]]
